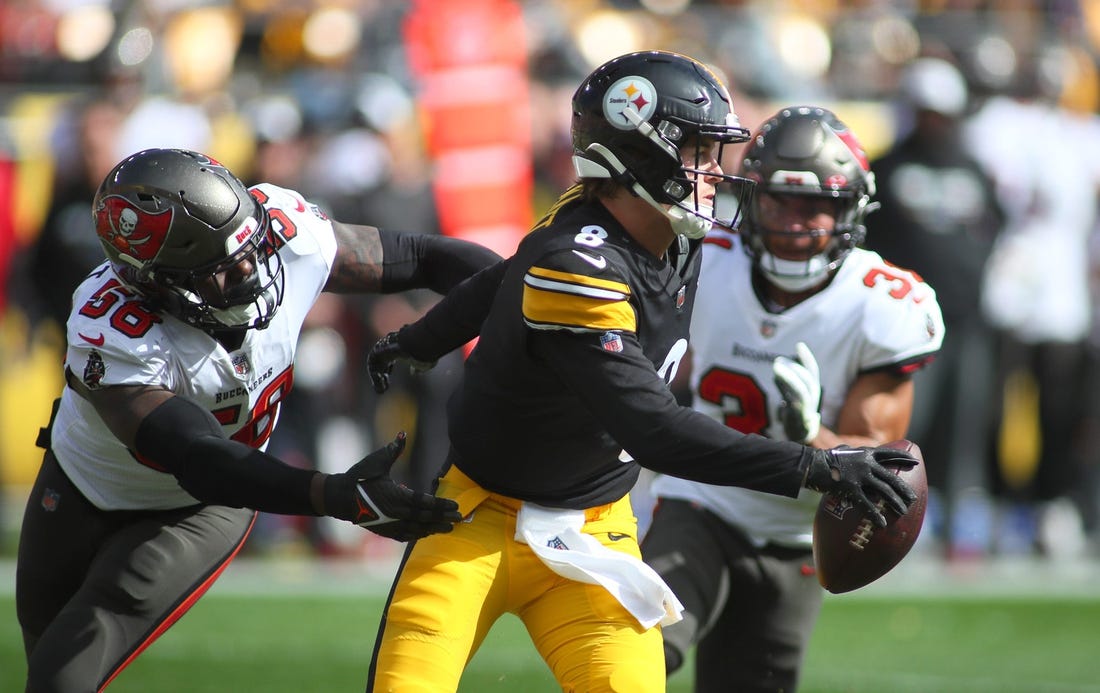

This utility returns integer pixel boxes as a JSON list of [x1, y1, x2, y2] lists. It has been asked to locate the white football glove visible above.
[[772, 341, 822, 443]]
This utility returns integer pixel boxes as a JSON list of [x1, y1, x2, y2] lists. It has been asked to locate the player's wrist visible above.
[[802, 448, 837, 491], [309, 472, 328, 516], [396, 323, 435, 362], [802, 413, 821, 444]]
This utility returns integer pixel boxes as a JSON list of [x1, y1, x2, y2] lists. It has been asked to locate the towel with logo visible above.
[[515, 502, 684, 629]]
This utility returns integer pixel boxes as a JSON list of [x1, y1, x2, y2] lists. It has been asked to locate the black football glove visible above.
[[367, 330, 438, 394], [804, 445, 918, 528], [321, 432, 461, 541]]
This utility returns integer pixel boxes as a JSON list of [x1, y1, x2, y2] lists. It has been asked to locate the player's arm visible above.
[[533, 330, 810, 494], [68, 373, 459, 540], [368, 259, 510, 393], [324, 221, 502, 294], [807, 265, 941, 449], [773, 343, 915, 449], [814, 371, 914, 450], [539, 332, 915, 525]]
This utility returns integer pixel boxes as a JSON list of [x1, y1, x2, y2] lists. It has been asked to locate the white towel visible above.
[[515, 502, 684, 629]]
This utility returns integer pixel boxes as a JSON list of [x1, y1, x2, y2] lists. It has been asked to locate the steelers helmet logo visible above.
[[603, 76, 658, 131]]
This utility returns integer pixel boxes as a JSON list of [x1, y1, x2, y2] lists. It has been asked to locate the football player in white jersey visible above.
[[16, 148, 501, 691], [641, 107, 945, 692]]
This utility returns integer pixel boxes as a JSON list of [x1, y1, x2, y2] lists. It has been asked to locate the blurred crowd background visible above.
[[2, 0, 1100, 564]]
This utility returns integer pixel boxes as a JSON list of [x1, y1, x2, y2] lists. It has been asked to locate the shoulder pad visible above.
[[248, 183, 336, 264], [522, 246, 636, 333], [855, 253, 945, 367], [67, 312, 170, 391]]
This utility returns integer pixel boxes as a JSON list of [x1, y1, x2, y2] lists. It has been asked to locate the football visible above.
[[812, 439, 928, 594]]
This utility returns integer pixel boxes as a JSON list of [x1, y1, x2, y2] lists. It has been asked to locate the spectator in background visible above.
[[17, 93, 128, 332], [964, 47, 1100, 558], [864, 56, 1005, 558]]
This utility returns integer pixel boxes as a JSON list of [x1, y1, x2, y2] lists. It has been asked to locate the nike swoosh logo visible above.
[[289, 191, 305, 212], [78, 332, 105, 346], [572, 250, 607, 270], [607, 532, 631, 542]]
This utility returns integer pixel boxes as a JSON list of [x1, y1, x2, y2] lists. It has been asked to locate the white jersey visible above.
[[53, 183, 338, 511], [651, 232, 944, 547]]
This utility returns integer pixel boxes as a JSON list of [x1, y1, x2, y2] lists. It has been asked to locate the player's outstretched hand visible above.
[[803, 446, 918, 528], [366, 331, 403, 394], [773, 341, 822, 443], [367, 330, 438, 394], [322, 432, 461, 541]]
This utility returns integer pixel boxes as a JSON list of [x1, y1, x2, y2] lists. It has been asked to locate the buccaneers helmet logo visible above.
[[95, 195, 173, 263]]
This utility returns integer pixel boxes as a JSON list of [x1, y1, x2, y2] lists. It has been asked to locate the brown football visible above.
[[812, 439, 928, 594]]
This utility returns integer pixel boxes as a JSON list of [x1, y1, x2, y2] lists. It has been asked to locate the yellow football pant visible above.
[[371, 465, 666, 692]]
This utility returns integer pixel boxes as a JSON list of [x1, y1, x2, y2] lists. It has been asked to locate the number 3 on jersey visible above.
[[696, 366, 769, 435]]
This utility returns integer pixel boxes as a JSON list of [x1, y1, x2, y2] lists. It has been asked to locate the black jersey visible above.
[[447, 187, 813, 509]]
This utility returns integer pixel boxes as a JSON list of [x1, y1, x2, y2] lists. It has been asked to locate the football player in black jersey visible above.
[[364, 51, 918, 692]]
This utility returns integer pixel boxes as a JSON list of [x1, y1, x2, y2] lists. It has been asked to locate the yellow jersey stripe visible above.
[[523, 283, 636, 332]]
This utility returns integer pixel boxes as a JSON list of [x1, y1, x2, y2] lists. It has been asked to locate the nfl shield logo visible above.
[[42, 488, 60, 512], [676, 285, 686, 311], [232, 354, 251, 376], [822, 494, 853, 520], [600, 332, 623, 352], [760, 319, 777, 338], [548, 536, 569, 550]]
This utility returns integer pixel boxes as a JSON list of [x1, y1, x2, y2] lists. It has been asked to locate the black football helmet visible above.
[[93, 148, 284, 331], [571, 50, 755, 239], [739, 106, 877, 291]]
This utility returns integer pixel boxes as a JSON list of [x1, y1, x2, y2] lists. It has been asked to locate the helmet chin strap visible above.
[[758, 251, 832, 292], [663, 201, 713, 240], [573, 143, 713, 239], [210, 301, 264, 329]]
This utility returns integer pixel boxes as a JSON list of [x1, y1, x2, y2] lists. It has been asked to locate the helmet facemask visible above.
[[746, 188, 875, 292], [151, 213, 285, 332], [738, 106, 877, 292]]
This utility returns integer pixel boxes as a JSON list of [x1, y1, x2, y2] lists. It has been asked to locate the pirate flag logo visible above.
[[95, 195, 174, 264]]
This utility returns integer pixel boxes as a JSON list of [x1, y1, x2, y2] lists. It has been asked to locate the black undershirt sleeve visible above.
[[379, 229, 502, 295], [397, 259, 510, 361], [532, 329, 812, 498], [133, 395, 319, 515]]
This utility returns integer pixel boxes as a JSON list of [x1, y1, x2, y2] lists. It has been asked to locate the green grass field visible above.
[[4, 561, 1100, 693]]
